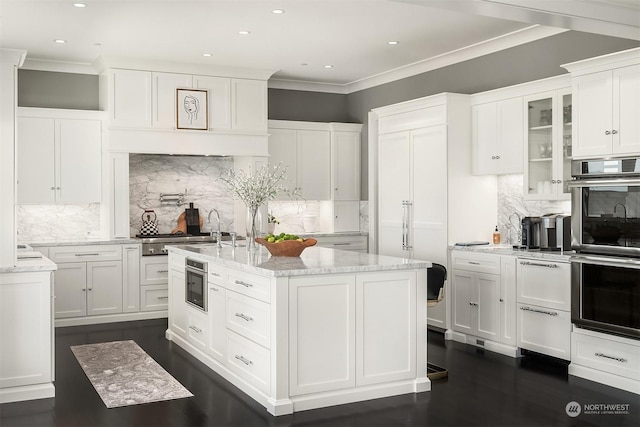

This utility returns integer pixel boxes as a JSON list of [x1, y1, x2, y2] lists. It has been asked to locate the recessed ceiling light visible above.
[[324, 65, 333, 69], [301, 63, 308, 66], [272, 9, 284, 14], [239, 30, 250, 35], [54, 39, 67, 44], [72, 3, 86, 7], [93, 42, 102, 47], [202, 53, 212, 57], [388, 41, 399, 45]]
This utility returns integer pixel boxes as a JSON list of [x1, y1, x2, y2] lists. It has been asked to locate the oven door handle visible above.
[[570, 254, 640, 269], [567, 177, 640, 188]]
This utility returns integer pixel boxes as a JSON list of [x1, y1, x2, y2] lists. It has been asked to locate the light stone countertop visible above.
[[449, 243, 573, 262], [169, 244, 430, 277], [28, 238, 140, 247], [0, 253, 57, 273]]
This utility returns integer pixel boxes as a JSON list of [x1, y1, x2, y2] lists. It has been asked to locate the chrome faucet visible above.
[[208, 209, 222, 247], [614, 203, 627, 220]]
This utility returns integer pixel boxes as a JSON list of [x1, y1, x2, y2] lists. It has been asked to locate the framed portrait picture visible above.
[[176, 88, 208, 130]]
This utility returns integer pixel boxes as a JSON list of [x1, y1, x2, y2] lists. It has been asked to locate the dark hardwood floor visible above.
[[1, 319, 638, 427]]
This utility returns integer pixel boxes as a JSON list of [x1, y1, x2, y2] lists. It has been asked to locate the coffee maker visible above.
[[540, 214, 571, 251], [521, 217, 541, 249]]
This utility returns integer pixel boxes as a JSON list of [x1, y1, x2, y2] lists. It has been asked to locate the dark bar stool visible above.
[[427, 263, 448, 380]]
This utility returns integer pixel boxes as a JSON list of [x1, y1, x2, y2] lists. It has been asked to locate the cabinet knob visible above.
[[551, 179, 556, 184], [605, 130, 611, 135], [50, 186, 55, 190], [335, 188, 338, 191], [612, 130, 618, 135], [557, 179, 562, 184], [495, 155, 500, 160], [499, 298, 504, 302], [491, 156, 496, 160]]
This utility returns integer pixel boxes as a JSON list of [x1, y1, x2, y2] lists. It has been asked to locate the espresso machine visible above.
[[521, 217, 541, 249], [540, 214, 571, 251]]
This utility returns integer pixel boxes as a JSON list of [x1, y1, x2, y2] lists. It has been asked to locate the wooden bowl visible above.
[[255, 237, 317, 257]]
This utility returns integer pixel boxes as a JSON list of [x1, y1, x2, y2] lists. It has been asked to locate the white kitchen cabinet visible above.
[[523, 89, 572, 201], [268, 124, 331, 200], [152, 72, 194, 129], [106, 68, 153, 128], [53, 262, 87, 318], [122, 245, 141, 313], [140, 284, 169, 312], [169, 265, 187, 339], [186, 306, 209, 353], [109, 152, 130, 239], [0, 270, 54, 402], [331, 126, 361, 201], [516, 257, 571, 360], [472, 97, 523, 175], [207, 282, 226, 363], [313, 234, 368, 252], [449, 250, 517, 355], [562, 48, 640, 158], [17, 109, 103, 204], [140, 256, 169, 286], [332, 201, 361, 233], [231, 78, 267, 132], [194, 75, 231, 130]]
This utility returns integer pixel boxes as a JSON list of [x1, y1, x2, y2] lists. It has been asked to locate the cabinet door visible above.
[[496, 97, 524, 174], [472, 102, 499, 175], [122, 245, 140, 313], [110, 69, 152, 128], [17, 117, 55, 203], [57, 118, 102, 203], [208, 283, 226, 363], [378, 131, 410, 257], [87, 261, 123, 316], [332, 130, 360, 200], [451, 269, 474, 335], [572, 70, 613, 158], [152, 72, 193, 129], [169, 268, 187, 339], [268, 128, 298, 196], [517, 303, 571, 360], [411, 126, 447, 264], [297, 129, 331, 200], [476, 273, 500, 341], [333, 201, 360, 232], [54, 262, 87, 318], [500, 257, 517, 346], [231, 79, 267, 131], [613, 65, 640, 155], [356, 271, 416, 386], [110, 153, 130, 238], [524, 92, 554, 200], [517, 259, 570, 311], [194, 75, 231, 130], [289, 275, 355, 396], [140, 256, 169, 286]]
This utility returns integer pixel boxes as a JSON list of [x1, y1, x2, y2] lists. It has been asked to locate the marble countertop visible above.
[[28, 238, 140, 247], [0, 252, 57, 273], [449, 243, 572, 262], [169, 244, 430, 277]]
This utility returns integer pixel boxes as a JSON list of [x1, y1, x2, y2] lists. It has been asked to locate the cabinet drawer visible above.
[[517, 303, 571, 360], [187, 308, 208, 351], [517, 258, 570, 310], [451, 250, 501, 275], [140, 257, 169, 285], [49, 245, 122, 263], [140, 285, 168, 312], [226, 291, 270, 348], [572, 329, 640, 381], [226, 331, 270, 395], [227, 270, 270, 303], [315, 235, 368, 251], [208, 264, 227, 286]]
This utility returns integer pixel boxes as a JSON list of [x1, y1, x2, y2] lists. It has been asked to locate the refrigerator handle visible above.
[[402, 200, 412, 251]]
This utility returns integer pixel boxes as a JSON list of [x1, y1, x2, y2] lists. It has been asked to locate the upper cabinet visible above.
[[472, 97, 523, 175], [101, 68, 268, 133], [331, 124, 361, 201], [523, 89, 572, 201], [562, 48, 640, 159], [17, 108, 104, 204]]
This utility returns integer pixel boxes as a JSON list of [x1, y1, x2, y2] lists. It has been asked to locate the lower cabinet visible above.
[[140, 255, 169, 312], [517, 303, 571, 360], [207, 282, 226, 363], [168, 256, 187, 339]]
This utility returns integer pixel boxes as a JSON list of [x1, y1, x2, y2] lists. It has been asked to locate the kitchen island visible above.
[[166, 244, 431, 415]]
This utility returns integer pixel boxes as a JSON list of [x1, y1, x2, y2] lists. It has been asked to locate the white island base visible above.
[[166, 245, 431, 415]]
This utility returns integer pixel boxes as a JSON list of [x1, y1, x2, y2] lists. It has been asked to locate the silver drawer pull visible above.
[[209, 287, 219, 292], [468, 261, 481, 265], [520, 306, 558, 316], [189, 325, 202, 333], [157, 296, 168, 300], [75, 253, 100, 257], [333, 243, 351, 246], [520, 260, 559, 268], [210, 272, 220, 277], [156, 269, 168, 273], [235, 355, 253, 366], [235, 280, 253, 288], [469, 302, 478, 307], [595, 352, 627, 363], [235, 313, 253, 322]]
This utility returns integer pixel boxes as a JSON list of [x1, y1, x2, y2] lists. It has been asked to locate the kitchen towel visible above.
[[71, 340, 192, 408]]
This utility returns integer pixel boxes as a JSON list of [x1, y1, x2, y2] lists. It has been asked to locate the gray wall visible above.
[[268, 89, 350, 122], [18, 70, 99, 110]]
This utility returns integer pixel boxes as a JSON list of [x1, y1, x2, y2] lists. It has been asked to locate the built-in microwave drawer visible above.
[[226, 291, 270, 349], [227, 270, 271, 303], [226, 330, 271, 395], [451, 250, 500, 275], [517, 258, 570, 311], [571, 328, 640, 381]]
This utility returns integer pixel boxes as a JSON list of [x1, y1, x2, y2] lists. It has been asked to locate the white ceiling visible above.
[[1, 0, 638, 93]]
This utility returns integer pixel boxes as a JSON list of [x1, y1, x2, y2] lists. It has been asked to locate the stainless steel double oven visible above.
[[569, 157, 640, 340]]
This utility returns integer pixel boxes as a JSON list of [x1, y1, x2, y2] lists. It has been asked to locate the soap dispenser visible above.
[[493, 226, 501, 244]]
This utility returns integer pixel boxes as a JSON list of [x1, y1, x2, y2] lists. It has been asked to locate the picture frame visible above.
[[176, 88, 208, 130]]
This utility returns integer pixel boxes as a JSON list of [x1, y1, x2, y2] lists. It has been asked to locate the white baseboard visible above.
[[0, 383, 55, 404], [569, 364, 640, 395], [55, 310, 167, 327]]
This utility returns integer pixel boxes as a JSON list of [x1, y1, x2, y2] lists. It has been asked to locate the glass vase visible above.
[[245, 206, 262, 250]]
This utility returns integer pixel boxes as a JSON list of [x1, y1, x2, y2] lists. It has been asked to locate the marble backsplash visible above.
[[497, 174, 571, 245], [129, 154, 235, 236], [17, 203, 102, 242]]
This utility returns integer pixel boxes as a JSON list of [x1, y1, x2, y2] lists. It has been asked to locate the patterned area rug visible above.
[[71, 340, 193, 408]]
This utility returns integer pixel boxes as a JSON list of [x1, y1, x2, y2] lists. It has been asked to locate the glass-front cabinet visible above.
[[523, 89, 572, 201]]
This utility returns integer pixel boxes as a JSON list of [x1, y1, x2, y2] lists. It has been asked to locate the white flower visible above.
[[219, 163, 299, 210]]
